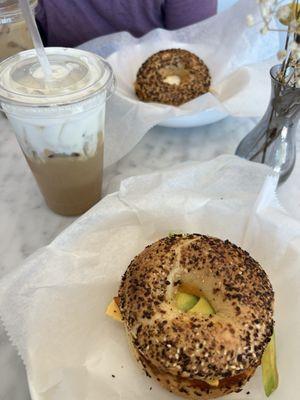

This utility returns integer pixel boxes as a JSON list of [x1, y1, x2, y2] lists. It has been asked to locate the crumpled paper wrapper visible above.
[[0, 155, 300, 400], [80, 0, 279, 166]]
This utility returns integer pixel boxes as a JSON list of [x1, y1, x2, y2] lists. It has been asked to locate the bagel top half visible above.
[[118, 234, 274, 382]]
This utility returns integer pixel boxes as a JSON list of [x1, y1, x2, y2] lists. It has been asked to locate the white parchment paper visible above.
[[0, 155, 299, 400], [80, 0, 279, 166]]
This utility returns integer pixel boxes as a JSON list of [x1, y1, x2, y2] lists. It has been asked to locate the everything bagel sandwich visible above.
[[106, 234, 279, 399]]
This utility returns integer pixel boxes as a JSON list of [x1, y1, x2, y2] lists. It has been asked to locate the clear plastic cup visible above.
[[0, 0, 37, 60], [0, 47, 114, 216]]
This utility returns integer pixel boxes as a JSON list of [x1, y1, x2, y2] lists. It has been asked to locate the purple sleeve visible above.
[[163, 0, 217, 29], [35, 0, 48, 44], [35, 0, 217, 47]]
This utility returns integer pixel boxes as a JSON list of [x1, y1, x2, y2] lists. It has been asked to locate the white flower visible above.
[[246, 14, 255, 26], [260, 25, 269, 34], [261, 5, 271, 19], [276, 5, 292, 22], [277, 50, 287, 60], [294, 49, 300, 59], [290, 41, 300, 58], [290, 41, 298, 51], [289, 20, 300, 33]]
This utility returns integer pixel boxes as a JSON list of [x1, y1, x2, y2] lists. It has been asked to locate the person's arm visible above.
[[163, 0, 217, 30], [36, 0, 48, 45]]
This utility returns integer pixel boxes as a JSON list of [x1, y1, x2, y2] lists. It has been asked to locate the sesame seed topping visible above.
[[119, 234, 274, 390]]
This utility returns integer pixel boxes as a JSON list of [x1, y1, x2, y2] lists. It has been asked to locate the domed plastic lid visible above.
[[0, 47, 114, 107], [0, 0, 37, 23]]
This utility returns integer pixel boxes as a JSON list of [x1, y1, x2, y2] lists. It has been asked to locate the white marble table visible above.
[[1, 113, 300, 400]]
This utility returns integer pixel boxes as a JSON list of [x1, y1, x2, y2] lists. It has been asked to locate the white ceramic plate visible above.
[[159, 107, 228, 128]]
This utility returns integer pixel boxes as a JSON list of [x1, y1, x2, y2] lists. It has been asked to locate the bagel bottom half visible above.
[[129, 338, 255, 400]]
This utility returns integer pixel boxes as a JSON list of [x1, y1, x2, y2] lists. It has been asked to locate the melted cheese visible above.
[[105, 299, 122, 322], [205, 379, 219, 387]]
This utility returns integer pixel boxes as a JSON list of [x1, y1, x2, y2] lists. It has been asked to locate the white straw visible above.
[[18, 0, 52, 80]]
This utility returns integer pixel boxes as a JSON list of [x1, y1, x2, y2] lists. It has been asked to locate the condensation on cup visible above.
[[0, 47, 115, 216], [0, 0, 37, 61]]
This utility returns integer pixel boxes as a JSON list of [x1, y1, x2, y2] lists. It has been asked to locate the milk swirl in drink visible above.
[[0, 48, 114, 215]]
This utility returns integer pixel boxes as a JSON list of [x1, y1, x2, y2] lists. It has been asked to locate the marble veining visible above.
[[0, 113, 299, 400]]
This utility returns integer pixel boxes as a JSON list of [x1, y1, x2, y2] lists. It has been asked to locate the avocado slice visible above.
[[188, 296, 215, 315], [262, 333, 279, 397], [175, 292, 199, 311]]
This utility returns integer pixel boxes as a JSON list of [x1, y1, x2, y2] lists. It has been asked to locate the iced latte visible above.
[[0, 48, 114, 215], [0, 0, 37, 60]]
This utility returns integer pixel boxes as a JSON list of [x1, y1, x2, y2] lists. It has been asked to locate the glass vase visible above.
[[235, 65, 300, 184]]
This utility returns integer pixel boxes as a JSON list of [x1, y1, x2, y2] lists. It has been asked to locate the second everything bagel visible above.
[[135, 49, 211, 106]]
